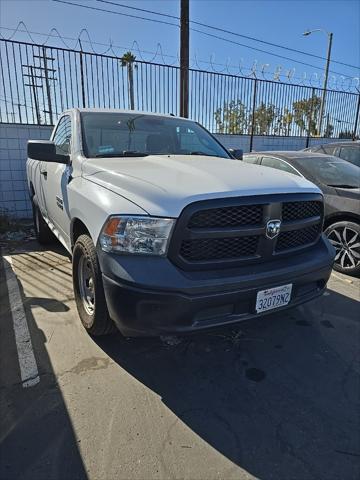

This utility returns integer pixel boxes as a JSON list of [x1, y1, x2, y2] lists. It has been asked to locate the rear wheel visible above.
[[72, 234, 116, 335], [325, 221, 360, 277], [32, 199, 54, 244]]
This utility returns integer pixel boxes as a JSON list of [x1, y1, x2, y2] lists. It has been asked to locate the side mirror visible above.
[[27, 140, 69, 164], [229, 148, 243, 160]]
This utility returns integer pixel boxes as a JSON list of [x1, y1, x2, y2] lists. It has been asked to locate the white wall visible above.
[[0, 123, 348, 219], [0, 124, 53, 219], [214, 134, 346, 152]]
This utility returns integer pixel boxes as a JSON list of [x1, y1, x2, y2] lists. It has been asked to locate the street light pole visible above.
[[303, 29, 333, 137]]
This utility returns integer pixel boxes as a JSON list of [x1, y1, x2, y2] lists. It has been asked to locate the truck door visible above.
[[41, 114, 72, 245]]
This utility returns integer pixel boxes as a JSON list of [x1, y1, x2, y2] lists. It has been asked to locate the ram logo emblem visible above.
[[266, 219, 281, 239]]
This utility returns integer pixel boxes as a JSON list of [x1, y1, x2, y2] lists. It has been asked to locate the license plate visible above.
[[256, 284, 292, 313]]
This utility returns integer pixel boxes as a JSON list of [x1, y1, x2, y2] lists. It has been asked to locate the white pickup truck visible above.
[[27, 109, 334, 336]]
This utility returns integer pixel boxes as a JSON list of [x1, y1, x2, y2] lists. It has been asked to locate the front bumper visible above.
[[98, 235, 335, 336]]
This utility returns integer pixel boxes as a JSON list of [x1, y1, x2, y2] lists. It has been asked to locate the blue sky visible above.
[[1, 0, 359, 85]]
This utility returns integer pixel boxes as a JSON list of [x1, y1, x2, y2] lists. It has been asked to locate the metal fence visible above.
[[1, 38, 359, 139]]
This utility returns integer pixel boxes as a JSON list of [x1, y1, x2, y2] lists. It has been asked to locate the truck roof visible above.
[[64, 107, 188, 121]]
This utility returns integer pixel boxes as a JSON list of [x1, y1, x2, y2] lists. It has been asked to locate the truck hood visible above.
[[82, 155, 320, 217]]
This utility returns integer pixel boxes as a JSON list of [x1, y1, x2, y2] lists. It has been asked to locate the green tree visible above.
[[120, 51, 136, 110], [214, 100, 248, 134], [293, 95, 321, 136], [252, 102, 276, 135], [279, 108, 293, 136], [273, 108, 293, 136]]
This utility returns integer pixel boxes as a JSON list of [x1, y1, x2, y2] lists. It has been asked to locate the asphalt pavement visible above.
[[0, 240, 359, 480]]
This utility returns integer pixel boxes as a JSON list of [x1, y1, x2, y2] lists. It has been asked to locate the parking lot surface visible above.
[[1, 240, 359, 480]]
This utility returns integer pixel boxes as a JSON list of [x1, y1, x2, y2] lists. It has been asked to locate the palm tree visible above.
[[120, 51, 136, 110]]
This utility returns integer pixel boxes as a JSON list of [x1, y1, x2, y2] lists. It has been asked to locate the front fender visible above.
[[68, 177, 147, 246]]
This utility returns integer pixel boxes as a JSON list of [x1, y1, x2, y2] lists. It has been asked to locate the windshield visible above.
[[299, 156, 360, 188], [81, 112, 230, 159]]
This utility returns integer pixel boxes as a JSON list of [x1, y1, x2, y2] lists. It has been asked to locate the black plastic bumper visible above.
[[98, 235, 335, 336]]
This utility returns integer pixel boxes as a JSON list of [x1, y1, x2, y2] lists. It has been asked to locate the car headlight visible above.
[[99, 216, 175, 256]]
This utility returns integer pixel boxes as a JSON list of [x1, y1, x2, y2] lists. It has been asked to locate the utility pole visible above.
[[34, 48, 56, 125], [23, 65, 41, 124], [303, 29, 333, 137], [127, 62, 135, 110], [180, 0, 189, 117], [23, 49, 56, 125], [319, 32, 333, 136]]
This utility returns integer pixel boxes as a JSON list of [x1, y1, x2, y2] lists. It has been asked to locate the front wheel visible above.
[[72, 234, 116, 335], [325, 221, 360, 277]]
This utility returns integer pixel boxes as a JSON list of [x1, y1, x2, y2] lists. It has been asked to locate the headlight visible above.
[[99, 216, 175, 256]]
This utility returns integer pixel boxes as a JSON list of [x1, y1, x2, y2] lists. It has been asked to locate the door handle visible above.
[[40, 170, 47, 179]]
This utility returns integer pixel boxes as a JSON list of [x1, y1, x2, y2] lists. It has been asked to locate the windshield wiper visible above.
[[327, 184, 359, 189], [186, 151, 223, 157], [95, 151, 148, 158]]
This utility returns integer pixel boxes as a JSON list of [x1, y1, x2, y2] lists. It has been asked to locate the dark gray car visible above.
[[243, 151, 360, 276], [303, 141, 360, 167]]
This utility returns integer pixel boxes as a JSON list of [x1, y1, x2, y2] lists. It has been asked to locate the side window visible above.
[[314, 145, 325, 153], [53, 116, 72, 156], [243, 155, 259, 164], [323, 145, 335, 154], [339, 147, 360, 166], [332, 146, 341, 157], [261, 156, 300, 175]]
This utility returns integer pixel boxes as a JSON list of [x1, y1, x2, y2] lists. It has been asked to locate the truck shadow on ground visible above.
[[96, 290, 360, 480], [0, 253, 88, 480]]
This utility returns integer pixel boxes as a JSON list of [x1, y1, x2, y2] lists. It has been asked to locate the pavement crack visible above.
[[335, 449, 360, 457]]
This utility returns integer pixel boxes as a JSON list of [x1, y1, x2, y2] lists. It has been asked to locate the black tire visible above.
[[32, 198, 54, 245], [325, 220, 360, 277], [72, 234, 116, 335]]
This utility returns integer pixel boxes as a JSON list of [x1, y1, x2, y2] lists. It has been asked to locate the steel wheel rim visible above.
[[327, 226, 360, 270], [78, 254, 95, 315]]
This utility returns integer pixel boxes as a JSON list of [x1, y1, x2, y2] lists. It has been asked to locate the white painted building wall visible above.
[[0, 124, 53, 219], [214, 134, 346, 152], [0, 123, 347, 219]]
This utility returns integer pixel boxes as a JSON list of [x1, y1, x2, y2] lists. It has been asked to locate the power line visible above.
[[95, 0, 360, 70], [50, 0, 356, 77], [97, 0, 179, 20], [192, 23, 359, 71], [51, 0, 179, 28], [190, 27, 348, 76]]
